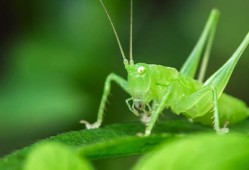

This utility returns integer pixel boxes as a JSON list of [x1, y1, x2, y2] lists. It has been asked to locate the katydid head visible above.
[[99, 0, 153, 109], [125, 63, 152, 104]]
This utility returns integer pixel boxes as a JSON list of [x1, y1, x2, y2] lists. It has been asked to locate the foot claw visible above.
[[216, 127, 229, 135], [80, 120, 101, 129], [144, 129, 151, 136], [136, 131, 150, 137]]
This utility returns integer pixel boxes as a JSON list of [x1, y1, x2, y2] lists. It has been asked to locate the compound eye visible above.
[[137, 66, 145, 74]]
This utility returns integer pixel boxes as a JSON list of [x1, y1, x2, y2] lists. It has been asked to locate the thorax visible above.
[[149, 64, 201, 103]]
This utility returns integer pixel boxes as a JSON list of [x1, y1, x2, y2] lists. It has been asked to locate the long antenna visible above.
[[99, 0, 128, 64], [129, 0, 134, 64]]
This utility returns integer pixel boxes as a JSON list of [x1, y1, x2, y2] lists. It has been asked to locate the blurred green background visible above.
[[0, 0, 249, 168]]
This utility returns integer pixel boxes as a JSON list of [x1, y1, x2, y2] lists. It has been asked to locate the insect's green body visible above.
[[81, 0, 249, 136], [127, 63, 249, 126]]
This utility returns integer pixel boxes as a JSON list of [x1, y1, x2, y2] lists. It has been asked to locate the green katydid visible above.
[[81, 0, 249, 136]]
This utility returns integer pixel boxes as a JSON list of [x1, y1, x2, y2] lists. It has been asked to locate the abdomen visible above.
[[194, 93, 249, 126]]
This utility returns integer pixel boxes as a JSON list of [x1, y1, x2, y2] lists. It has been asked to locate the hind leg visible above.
[[173, 85, 228, 134]]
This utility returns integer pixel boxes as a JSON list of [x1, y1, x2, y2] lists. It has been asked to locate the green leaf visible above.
[[1, 119, 249, 170], [24, 142, 93, 170], [78, 135, 172, 160], [133, 133, 249, 170], [0, 121, 175, 170]]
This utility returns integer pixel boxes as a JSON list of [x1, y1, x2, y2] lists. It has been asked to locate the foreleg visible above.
[[81, 73, 129, 129]]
